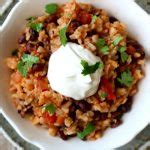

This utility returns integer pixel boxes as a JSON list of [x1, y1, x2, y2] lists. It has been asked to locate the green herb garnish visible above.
[[100, 46, 109, 55], [113, 36, 123, 46], [27, 16, 36, 23], [96, 38, 106, 48], [29, 23, 43, 32], [118, 46, 129, 63], [43, 104, 56, 115], [118, 46, 126, 53], [77, 122, 95, 139], [96, 38, 109, 55], [117, 70, 133, 87], [81, 60, 103, 76], [45, 3, 58, 14], [17, 54, 39, 77], [59, 26, 68, 46], [99, 91, 108, 100], [91, 15, 98, 24], [121, 52, 128, 63]]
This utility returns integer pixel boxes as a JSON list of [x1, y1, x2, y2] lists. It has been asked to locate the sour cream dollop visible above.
[[47, 42, 103, 100]]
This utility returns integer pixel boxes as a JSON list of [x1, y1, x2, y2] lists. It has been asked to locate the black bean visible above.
[[76, 100, 91, 112], [45, 15, 58, 24], [111, 111, 123, 119], [132, 42, 142, 51], [69, 103, 77, 120], [87, 30, 98, 37], [117, 96, 133, 113], [26, 106, 33, 114], [36, 42, 44, 47], [90, 8, 101, 16], [44, 55, 51, 61], [43, 37, 50, 47], [100, 113, 108, 121], [31, 63, 44, 73], [18, 110, 21, 114], [70, 104, 76, 112], [29, 29, 38, 41], [68, 20, 81, 34], [132, 42, 145, 59], [68, 39, 78, 44], [107, 100, 114, 106], [112, 97, 133, 120], [77, 125, 84, 132], [69, 112, 76, 121], [68, 134, 76, 138], [123, 96, 133, 112], [109, 16, 118, 23], [93, 111, 101, 121], [45, 36, 50, 42], [18, 34, 26, 44], [138, 50, 145, 60], [18, 110, 25, 118], [111, 119, 122, 128], [58, 130, 68, 140], [24, 105, 33, 114], [127, 39, 145, 60], [26, 43, 34, 53], [61, 99, 68, 105]]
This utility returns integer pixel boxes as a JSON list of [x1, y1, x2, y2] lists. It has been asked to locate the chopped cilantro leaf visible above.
[[118, 46, 126, 53], [99, 91, 108, 100], [59, 26, 68, 46], [17, 61, 28, 77], [117, 70, 133, 87], [22, 54, 39, 63], [96, 38, 109, 55], [77, 122, 95, 139], [96, 38, 106, 49], [121, 52, 128, 63], [17, 54, 39, 77], [113, 36, 123, 46], [100, 46, 109, 55], [91, 15, 98, 23], [43, 104, 56, 115], [29, 23, 43, 32], [118, 46, 129, 63], [45, 3, 58, 15], [27, 16, 36, 23], [81, 60, 103, 76]]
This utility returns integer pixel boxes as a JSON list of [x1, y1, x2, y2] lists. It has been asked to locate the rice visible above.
[[6, 1, 145, 140]]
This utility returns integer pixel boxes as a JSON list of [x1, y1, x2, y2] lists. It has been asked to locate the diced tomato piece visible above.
[[126, 45, 136, 55], [101, 78, 116, 101], [37, 78, 48, 92], [77, 11, 92, 25], [56, 116, 64, 126], [42, 112, 57, 125]]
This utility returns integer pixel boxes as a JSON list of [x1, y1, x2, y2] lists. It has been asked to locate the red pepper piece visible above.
[[77, 11, 92, 25], [42, 112, 57, 125], [101, 78, 116, 101]]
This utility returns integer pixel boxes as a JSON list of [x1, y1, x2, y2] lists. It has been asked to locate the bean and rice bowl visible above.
[[6, 0, 145, 140]]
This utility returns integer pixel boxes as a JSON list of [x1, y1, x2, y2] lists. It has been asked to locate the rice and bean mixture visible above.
[[6, 1, 145, 140]]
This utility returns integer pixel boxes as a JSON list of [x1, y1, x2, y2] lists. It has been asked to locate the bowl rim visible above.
[[0, 0, 150, 149]]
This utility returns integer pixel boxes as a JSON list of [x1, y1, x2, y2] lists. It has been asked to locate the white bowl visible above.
[[0, 0, 150, 149]]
